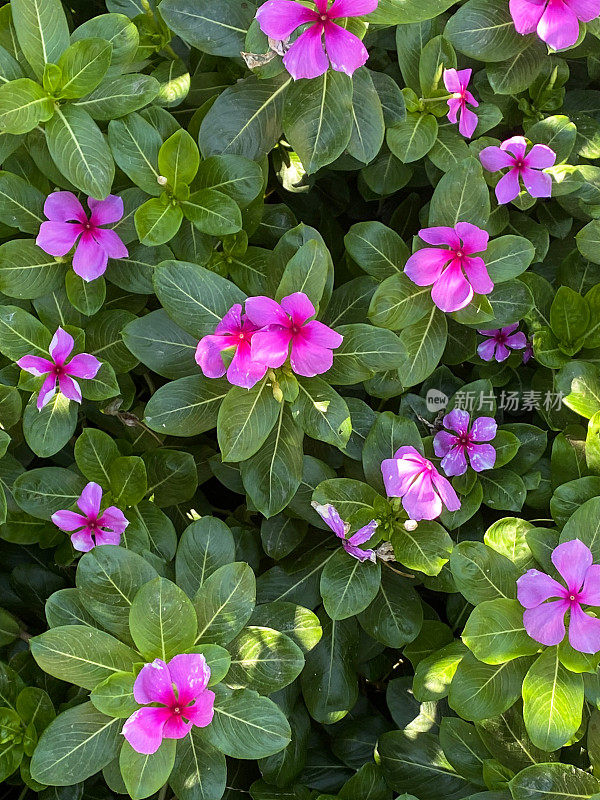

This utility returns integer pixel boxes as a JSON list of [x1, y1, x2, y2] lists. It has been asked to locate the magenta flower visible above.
[[123, 654, 215, 755], [510, 0, 600, 51], [246, 292, 343, 377], [36, 192, 128, 282], [517, 539, 600, 653], [433, 410, 497, 477], [51, 482, 129, 553], [17, 327, 101, 410], [443, 68, 478, 139], [480, 136, 556, 205], [196, 304, 267, 389], [404, 223, 493, 313], [477, 324, 527, 362], [311, 501, 377, 562], [255, 0, 377, 81], [381, 446, 461, 521]]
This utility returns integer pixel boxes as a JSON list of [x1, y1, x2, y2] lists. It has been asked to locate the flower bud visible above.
[[404, 519, 418, 532], [157, 175, 168, 186]]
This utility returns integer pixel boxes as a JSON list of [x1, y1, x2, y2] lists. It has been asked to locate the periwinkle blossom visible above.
[[196, 304, 267, 389], [509, 0, 600, 51], [381, 446, 461, 521], [433, 409, 497, 477], [17, 327, 101, 410], [404, 223, 493, 313], [477, 324, 527, 362], [311, 501, 377, 562], [51, 482, 129, 553], [517, 539, 600, 653], [246, 292, 343, 377], [36, 192, 128, 282], [443, 68, 478, 138], [123, 654, 215, 754], [479, 136, 556, 204], [256, 0, 378, 81]]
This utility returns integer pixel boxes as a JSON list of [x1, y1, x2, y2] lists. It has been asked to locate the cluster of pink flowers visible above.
[[36, 192, 128, 282], [404, 222, 492, 313], [433, 410, 497, 476], [477, 325, 528, 362], [312, 501, 378, 562], [196, 292, 343, 389], [480, 136, 556, 204], [17, 327, 101, 410], [52, 482, 129, 553], [443, 69, 478, 139], [255, 0, 378, 80], [510, 0, 600, 51], [518, 539, 600, 653], [123, 654, 215, 754]]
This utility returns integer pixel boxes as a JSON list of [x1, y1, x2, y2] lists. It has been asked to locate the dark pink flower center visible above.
[[320, 12, 328, 19], [455, 250, 463, 259], [495, 332, 507, 344], [83, 222, 93, 231], [291, 325, 301, 335], [514, 158, 524, 168], [456, 432, 472, 447], [52, 364, 65, 377]]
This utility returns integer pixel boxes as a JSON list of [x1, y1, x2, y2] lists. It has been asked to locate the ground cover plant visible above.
[[4, 0, 600, 799]]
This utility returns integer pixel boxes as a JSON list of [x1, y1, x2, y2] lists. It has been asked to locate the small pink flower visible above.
[[509, 0, 600, 51], [443, 68, 478, 139], [51, 482, 129, 553], [17, 327, 101, 410], [477, 324, 527, 362], [381, 446, 461, 521], [480, 136, 556, 204], [433, 409, 497, 477], [517, 539, 600, 653], [246, 292, 343, 377], [311, 501, 377, 562], [196, 304, 267, 389], [256, 0, 378, 80], [404, 223, 492, 313], [123, 654, 215, 755], [37, 192, 128, 282]]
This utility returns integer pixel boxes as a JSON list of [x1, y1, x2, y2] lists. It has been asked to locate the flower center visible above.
[[291, 325, 300, 335], [569, 595, 576, 601], [515, 159, 524, 168], [238, 333, 245, 340], [173, 706, 181, 714], [457, 433, 471, 447], [53, 364, 64, 376], [320, 13, 328, 20], [84, 222, 92, 231], [455, 250, 463, 259], [453, 91, 464, 100]]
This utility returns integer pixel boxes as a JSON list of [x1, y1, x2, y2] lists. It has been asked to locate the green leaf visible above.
[[182, 188, 242, 236], [11, 0, 69, 78], [250, 601, 322, 654], [227, 626, 305, 694], [487, 40, 545, 95], [159, 0, 254, 57], [522, 648, 584, 752], [449, 652, 531, 721], [194, 562, 256, 645], [74, 428, 120, 487], [170, 728, 226, 800], [129, 577, 198, 661], [510, 763, 600, 800], [413, 640, 467, 701], [13, 467, 85, 519], [120, 739, 176, 800], [462, 599, 538, 664], [276, 239, 330, 309], [429, 157, 490, 228], [326, 324, 405, 385], [108, 112, 162, 195], [450, 541, 518, 604], [358, 568, 423, 648], [22, 392, 77, 458], [71, 12, 139, 68], [480, 469, 527, 512], [30, 703, 121, 786], [439, 717, 490, 786], [217, 380, 280, 463], [368, 272, 432, 331], [143, 448, 198, 507], [206, 685, 291, 759], [345, 221, 409, 280], [312, 477, 380, 521], [0, 78, 54, 134], [74, 74, 160, 121], [158, 128, 199, 188], [46, 105, 114, 198], [144, 374, 228, 437], [320, 549, 381, 621], [122, 310, 198, 379], [195, 154, 263, 208], [108, 456, 147, 507], [90, 671, 137, 718], [283, 71, 353, 174], [550, 286, 589, 347], [0, 175, 44, 235], [445, 0, 529, 62], [176, 516, 236, 599], [135, 197, 182, 246], [65, 272, 106, 316], [397, 306, 448, 387], [387, 112, 438, 163], [484, 235, 535, 284], [347, 67, 385, 164], [290, 376, 351, 449], [391, 520, 453, 577], [56, 38, 112, 99]]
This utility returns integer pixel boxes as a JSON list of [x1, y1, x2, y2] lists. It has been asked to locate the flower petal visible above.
[[98, 506, 129, 534], [501, 135, 528, 160], [182, 689, 216, 728], [36, 221, 82, 257], [328, 0, 379, 16], [301, 319, 343, 349], [521, 166, 552, 198], [44, 192, 87, 223], [195, 335, 234, 379], [403, 472, 441, 521], [523, 600, 568, 646], [215, 304, 243, 336], [280, 292, 315, 325], [323, 20, 369, 76], [49, 327, 74, 364], [70, 529, 95, 552], [538, 0, 580, 49], [16, 356, 54, 377], [122, 706, 172, 755], [431, 471, 461, 512], [88, 195, 124, 226], [509, 0, 545, 33], [290, 337, 333, 376], [470, 416, 497, 442], [479, 146, 514, 172], [283, 24, 329, 81], [245, 296, 290, 327], [552, 539, 593, 593], [579, 564, 600, 606], [467, 442, 496, 472], [77, 482, 102, 518], [58, 374, 82, 404], [255, 0, 318, 39], [505, 331, 527, 350], [443, 408, 470, 435], [227, 342, 268, 389], [526, 143, 557, 169], [443, 68, 462, 93], [343, 541, 377, 562], [568, 604, 600, 654], [311, 502, 349, 538], [93, 227, 128, 260], [455, 222, 489, 255], [477, 338, 497, 362], [250, 328, 291, 369], [168, 653, 211, 705], [134, 659, 177, 705], [404, 248, 453, 287], [440, 445, 468, 477], [65, 353, 101, 380], [418, 226, 460, 248], [72, 231, 109, 281], [51, 510, 88, 532], [433, 430, 459, 458], [564, 0, 600, 19], [431, 262, 473, 313], [458, 106, 478, 139], [495, 168, 521, 204], [94, 529, 122, 546], [517, 569, 566, 608], [37, 374, 57, 410], [348, 519, 378, 546], [462, 256, 494, 296]]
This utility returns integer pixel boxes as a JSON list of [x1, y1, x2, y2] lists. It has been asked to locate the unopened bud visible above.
[[272, 384, 283, 403], [404, 519, 418, 532], [157, 175, 168, 186]]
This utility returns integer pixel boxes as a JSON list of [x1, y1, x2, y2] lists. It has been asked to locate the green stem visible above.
[[419, 94, 453, 104]]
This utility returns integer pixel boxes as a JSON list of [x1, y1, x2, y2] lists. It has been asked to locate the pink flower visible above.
[[381, 446, 461, 521], [404, 223, 493, 313], [255, 0, 377, 80], [246, 292, 343, 377], [477, 324, 527, 362], [36, 192, 128, 282], [17, 327, 101, 410], [480, 136, 556, 204], [509, 0, 600, 51], [51, 482, 129, 553], [443, 68, 478, 139], [517, 539, 600, 653], [433, 410, 497, 477], [311, 501, 377, 562], [123, 654, 215, 755], [196, 304, 268, 389]]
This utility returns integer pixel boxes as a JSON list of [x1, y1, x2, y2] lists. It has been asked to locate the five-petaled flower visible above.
[[443, 68, 479, 138], [123, 654, 215, 754], [477, 325, 528, 362], [36, 192, 128, 282], [196, 304, 267, 389], [433, 409, 497, 477], [51, 482, 129, 553], [381, 446, 461, 521], [480, 136, 556, 204], [17, 327, 101, 410], [312, 501, 377, 562], [509, 0, 600, 51], [517, 539, 600, 653], [246, 292, 343, 377], [404, 223, 493, 313], [256, 0, 377, 81]]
